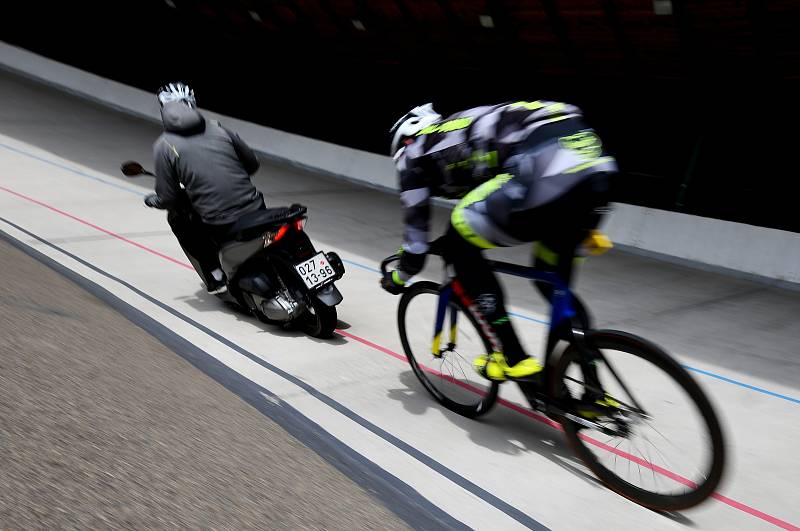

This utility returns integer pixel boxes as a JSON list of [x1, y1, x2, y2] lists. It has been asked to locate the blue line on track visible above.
[[0, 141, 146, 197]]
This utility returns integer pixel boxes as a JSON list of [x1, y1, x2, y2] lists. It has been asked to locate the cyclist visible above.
[[144, 82, 265, 293], [381, 101, 616, 381]]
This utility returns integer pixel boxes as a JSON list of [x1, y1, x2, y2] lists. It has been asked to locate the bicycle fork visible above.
[[432, 282, 504, 362], [431, 285, 458, 358]]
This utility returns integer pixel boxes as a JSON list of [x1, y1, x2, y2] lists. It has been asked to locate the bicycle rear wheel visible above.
[[550, 330, 725, 511], [398, 281, 499, 418]]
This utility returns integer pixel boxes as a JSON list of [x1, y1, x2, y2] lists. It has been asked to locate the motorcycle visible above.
[[120, 161, 345, 338]]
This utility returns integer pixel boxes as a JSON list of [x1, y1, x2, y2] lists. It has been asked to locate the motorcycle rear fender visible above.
[[315, 284, 343, 306]]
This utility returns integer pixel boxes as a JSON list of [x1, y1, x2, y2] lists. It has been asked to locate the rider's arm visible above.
[[152, 139, 181, 209], [397, 160, 431, 282], [222, 125, 260, 176]]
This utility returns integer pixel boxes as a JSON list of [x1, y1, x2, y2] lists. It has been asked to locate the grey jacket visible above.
[[153, 102, 264, 225]]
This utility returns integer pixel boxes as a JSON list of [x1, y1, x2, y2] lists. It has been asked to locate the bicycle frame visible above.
[[431, 258, 579, 370], [429, 256, 621, 423]]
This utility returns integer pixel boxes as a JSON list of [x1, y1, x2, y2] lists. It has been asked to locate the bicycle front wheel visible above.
[[398, 281, 499, 418], [550, 330, 725, 511]]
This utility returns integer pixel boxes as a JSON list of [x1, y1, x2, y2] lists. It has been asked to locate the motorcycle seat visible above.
[[227, 204, 307, 242]]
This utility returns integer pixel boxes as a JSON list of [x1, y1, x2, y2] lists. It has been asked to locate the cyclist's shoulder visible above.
[[152, 132, 175, 154], [414, 105, 498, 140]]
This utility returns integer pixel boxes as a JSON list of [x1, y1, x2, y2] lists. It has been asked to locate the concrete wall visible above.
[[0, 42, 396, 191], [1, 41, 798, 285], [602, 204, 799, 285]]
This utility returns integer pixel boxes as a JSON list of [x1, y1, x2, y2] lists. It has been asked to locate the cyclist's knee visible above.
[[443, 224, 483, 261]]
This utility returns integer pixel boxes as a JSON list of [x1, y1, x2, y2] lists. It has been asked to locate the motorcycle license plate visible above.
[[294, 252, 336, 289]]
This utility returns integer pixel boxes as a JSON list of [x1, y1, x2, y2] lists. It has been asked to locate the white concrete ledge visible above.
[[602, 204, 800, 284], [1, 40, 797, 285]]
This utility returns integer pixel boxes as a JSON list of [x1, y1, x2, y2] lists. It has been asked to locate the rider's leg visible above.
[[203, 221, 236, 248], [442, 226, 530, 368], [167, 209, 223, 289], [513, 173, 615, 407], [449, 164, 608, 380], [511, 171, 612, 298], [446, 178, 544, 380]]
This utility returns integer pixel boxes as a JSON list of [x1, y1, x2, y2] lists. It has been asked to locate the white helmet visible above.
[[157, 82, 196, 108], [389, 103, 441, 157]]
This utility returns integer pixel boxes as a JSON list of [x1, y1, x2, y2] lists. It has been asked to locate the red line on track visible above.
[[337, 332, 799, 530], [0, 186, 194, 270], [3, 185, 797, 531]]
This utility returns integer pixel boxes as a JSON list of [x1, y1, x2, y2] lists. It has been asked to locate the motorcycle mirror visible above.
[[120, 161, 153, 177]]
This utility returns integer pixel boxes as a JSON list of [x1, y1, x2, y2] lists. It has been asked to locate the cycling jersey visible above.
[[396, 100, 618, 255]]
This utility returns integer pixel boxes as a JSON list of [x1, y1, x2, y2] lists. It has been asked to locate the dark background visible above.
[[2, 0, 799, 231]]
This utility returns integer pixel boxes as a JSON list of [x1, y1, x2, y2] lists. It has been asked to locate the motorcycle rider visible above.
[[144, 82, 265, 293], [381, 101, 616, 381]]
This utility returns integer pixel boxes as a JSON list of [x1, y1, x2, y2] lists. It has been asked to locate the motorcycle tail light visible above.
[[294, 218, 306, 231], [263, 224, 289, 247]]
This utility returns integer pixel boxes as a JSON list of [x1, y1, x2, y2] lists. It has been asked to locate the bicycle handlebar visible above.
[[381, 236, 447, 275], [380, 254, 400, 275]]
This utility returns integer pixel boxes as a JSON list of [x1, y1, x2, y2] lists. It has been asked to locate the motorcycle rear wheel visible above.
[[298, 295, 338, 338]]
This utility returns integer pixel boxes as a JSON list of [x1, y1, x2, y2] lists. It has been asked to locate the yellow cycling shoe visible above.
[[473, 353, 506, 380], [579, 394, 622, 419], [473, 353, 543, 382], [596, 395, 621, 408]]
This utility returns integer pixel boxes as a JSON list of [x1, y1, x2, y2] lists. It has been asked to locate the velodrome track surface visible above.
[[1, 70, 798, 530]]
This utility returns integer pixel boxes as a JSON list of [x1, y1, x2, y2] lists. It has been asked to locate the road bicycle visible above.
[[382, 237, 725, 511]]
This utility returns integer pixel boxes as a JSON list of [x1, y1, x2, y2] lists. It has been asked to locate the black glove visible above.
[[380, 270, 405, 295], [144, 193, 164, 209], [399, 250, 426, 276]]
